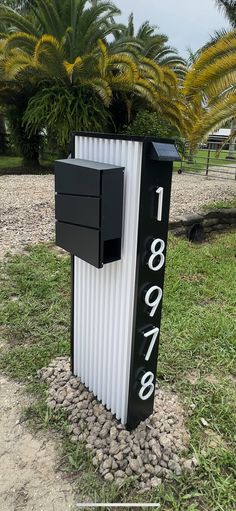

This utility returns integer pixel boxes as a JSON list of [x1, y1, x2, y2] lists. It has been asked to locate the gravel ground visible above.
[[0, 172, 235, 259]]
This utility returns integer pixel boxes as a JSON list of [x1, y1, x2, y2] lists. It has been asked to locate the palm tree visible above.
[[110, 14, 186, 78], [0, 0, 184, 162], [1, 33, 182, 132], [184, 29, 236, 151], [215, 0, 236, 27], [214, 1, 236, 156], [1, 0, 33, 12], [0, 0, 123, 163], [0, 0, 121, 58]]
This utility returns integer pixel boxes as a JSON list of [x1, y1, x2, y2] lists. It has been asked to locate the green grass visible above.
[[0, 155, 54, 170], [174, 149, 236, 174], [0, 235, 236, 510], [201, 196, 236, 211], [0, 156, 23, 168]]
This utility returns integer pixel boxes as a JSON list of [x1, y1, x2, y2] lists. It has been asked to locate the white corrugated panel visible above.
[[73, 135, 143, 423]]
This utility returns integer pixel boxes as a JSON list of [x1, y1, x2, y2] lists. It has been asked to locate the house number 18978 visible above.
[[139, 187, 165, 401], [127, 148, 173, 429]]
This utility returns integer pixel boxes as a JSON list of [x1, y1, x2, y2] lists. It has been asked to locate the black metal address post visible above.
[[127, 140, 177, 429]]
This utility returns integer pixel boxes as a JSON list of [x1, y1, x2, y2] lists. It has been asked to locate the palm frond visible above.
[[189, 93, 236, 147], [185, 52, 236, 96], [5, 32, 38, 53], [0, 5, 39, 36]]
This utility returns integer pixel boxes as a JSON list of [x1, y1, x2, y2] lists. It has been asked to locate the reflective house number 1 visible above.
[[156, 187, 164, 221]]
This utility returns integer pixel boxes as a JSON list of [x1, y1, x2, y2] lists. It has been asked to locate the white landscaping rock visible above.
[[38, 356, 197, 490]]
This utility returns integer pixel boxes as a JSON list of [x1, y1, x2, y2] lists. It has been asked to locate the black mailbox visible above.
[[55, 158, 124, 268]]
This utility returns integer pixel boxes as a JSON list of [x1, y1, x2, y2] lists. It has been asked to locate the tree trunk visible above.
[[8, 109, 40, 167], [188, 148, 194, 163], [227, 118, 236, 159], [0, 114, 8, 155]]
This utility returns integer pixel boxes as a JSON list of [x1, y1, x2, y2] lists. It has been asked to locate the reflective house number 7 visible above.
[[143, 327, 159, 361]]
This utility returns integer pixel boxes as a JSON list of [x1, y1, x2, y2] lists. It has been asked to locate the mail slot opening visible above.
[[103, 238, 121, 264]]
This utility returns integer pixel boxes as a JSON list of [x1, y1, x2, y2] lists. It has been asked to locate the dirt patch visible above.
[[0, 375, 76, 511], [203, 429, 228, 449], [185, 370, 200, 385], [204, 374, 219, 385], [181, 273, 205, 283]]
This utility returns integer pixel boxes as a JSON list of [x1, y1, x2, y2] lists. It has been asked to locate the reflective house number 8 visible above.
[[139, 371, 155, 400], [148, 238, 165, 272]]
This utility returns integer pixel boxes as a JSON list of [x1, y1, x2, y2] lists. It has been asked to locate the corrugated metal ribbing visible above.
[[73, 136, 143, 423]]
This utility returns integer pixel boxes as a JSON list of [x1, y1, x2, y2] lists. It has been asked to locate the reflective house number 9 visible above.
[[139, 185, 165, 402]]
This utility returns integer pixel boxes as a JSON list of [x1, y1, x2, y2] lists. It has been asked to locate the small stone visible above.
[[132, 444, 141, 456], [110, 426, 118, 440], [200, 418, 209, 427], [102, 458, 112, 470], [123, 446, 131, 455], [182, 459, 193, 473], [118, 430, 130, 441], [98, 415, 107, 425], [109, 442, 120, 455], [141, 472, 150, 481], [150, 477, 162, 488], [152, 444, 162, 459], [144, 464, 155, 475], [114, 478, 123, 486], [154, 465, 162, 475], [57, 391, 66, 404], [100, 428, 109, 439], [104, 472, 114, 482], [149, 439, 156, 449], [168, 460, 182, 475], [119, 459, 128, 470], [160, 460, 167, 468], [85, 443, 93, 450], [92, 457, 98, 467], [96, 451, 104, 463], [115, 470, 126, 479], [94, 439, 103, 448], [129, 458, 140, 473], [114, 452, 123, 462], [159, 435, 171, 449], [162, 453, 170, 463]]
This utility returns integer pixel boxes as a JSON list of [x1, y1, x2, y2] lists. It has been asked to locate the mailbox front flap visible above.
[[55, 159, 124, 196], [150, 142, 180, 162]]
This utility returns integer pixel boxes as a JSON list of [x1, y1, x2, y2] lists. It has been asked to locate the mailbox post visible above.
[[55, 133, 180, 430]]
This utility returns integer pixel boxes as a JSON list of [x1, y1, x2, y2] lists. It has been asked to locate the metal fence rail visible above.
[[178, 142, 236, 180]]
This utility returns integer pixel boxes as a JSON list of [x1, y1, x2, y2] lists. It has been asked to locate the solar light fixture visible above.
[[55, 133, 180, 429]]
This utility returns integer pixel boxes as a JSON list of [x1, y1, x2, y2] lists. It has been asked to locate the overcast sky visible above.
[[114, 0, 230, 57]]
